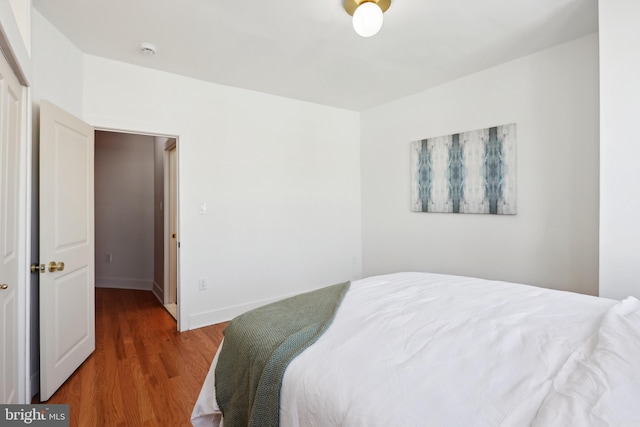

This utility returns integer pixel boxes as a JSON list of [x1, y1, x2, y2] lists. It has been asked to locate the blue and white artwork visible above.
[[410, 124, 516, 214]]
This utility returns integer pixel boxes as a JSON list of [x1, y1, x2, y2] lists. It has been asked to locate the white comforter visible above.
[[192, 272, 640, 426]]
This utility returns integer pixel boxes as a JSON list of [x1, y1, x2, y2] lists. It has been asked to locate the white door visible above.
[[0, 47, 23, 404], [168, 146, 177, 305], [39, 101, 95, 401]]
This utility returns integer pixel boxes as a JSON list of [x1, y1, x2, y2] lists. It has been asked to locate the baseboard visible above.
[[31, 371, 39, 398], [188, 292, 296, 330], [152, 281, 164, 303], [95, 277, 153, 291]]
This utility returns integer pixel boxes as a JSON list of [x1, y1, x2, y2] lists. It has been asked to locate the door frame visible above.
[[94, 126, 181, 331], [0, 9, 32, 403], [163, 140, 179, 313]]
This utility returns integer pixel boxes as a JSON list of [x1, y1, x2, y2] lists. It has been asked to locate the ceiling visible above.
[[33, 0, 598, 111]]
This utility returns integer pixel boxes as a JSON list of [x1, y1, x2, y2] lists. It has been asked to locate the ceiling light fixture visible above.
[[344, 0, 391, 38]]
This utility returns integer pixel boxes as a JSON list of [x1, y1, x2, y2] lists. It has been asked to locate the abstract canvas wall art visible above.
[[410, 124, 516, 214]]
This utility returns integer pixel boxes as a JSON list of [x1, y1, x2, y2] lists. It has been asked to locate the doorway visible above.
[[94, 131, 179, 323], [33, 102, 183, 401], [165, 142, 178, 319]]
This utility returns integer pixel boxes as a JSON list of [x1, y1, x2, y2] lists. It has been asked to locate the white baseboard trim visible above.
[[188, 292, 297, 330], [152, 281, 163, 303], [95, 277, 153, 291], [31, 371, 39, 398]]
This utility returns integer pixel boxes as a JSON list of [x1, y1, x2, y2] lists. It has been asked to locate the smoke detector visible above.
[[139, 42, 157, 55]]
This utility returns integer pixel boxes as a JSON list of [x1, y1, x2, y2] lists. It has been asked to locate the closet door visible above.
[[0, 48, 22, 404]]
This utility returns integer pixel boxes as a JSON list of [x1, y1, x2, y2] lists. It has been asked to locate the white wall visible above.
[[361, 34, 600, 295], [8, 0, 30, 56], [82, 55, 362, 329], [95, 131, 155, 290], [31, 10, 83, 117], [599, 0, 640, 300]]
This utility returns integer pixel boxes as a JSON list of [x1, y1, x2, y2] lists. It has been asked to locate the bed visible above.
[[191, 272, 640, 427]]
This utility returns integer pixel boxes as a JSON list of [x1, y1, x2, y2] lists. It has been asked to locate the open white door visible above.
[[39, 101, 95, 401], [0, 47, 23, 404], [168, 146, 177, 306]]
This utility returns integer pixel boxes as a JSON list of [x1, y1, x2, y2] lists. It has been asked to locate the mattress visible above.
[[192, 272, 640, 426]]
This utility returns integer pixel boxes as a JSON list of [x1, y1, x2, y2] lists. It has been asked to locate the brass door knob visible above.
[[48, 261, 65, 272], [0, 284, 8, 290], [31, 263, 45, 273]]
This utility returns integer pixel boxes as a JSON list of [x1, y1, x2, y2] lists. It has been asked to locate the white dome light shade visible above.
[[352, 2, 384, 37]]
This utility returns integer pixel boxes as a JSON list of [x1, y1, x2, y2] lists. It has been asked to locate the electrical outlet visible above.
[[198, 278, 207, 291]]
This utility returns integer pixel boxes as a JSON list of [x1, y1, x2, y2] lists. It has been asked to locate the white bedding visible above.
[[192, 272, 640, 427], [532, 297, 640, 426]]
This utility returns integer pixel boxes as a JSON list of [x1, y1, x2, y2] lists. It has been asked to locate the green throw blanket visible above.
[[215, 281, 350, 427]]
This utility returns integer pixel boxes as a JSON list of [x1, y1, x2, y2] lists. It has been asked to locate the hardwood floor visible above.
[[33, 288, 227, 427]]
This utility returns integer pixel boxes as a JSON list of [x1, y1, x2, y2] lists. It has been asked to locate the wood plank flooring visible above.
[[33, 288, 227, 427]]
